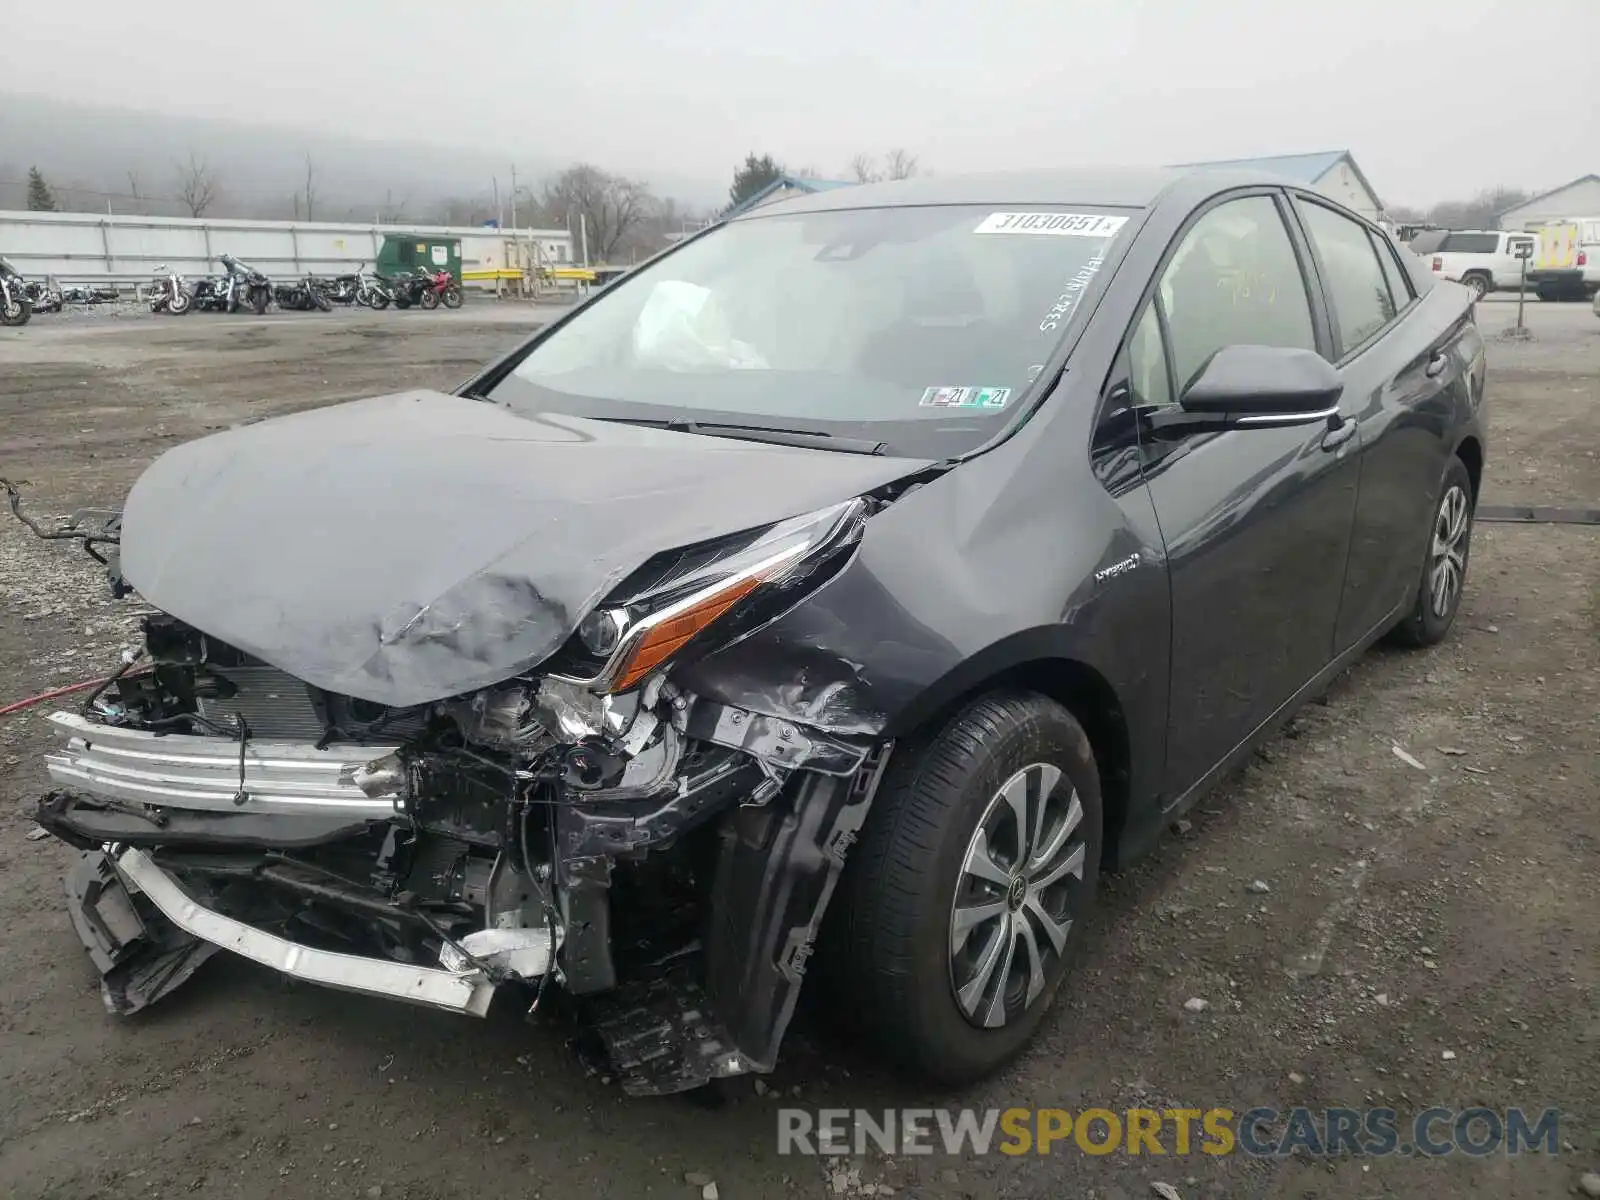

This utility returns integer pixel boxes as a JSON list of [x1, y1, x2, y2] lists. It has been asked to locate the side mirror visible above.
[[1146, 345, 1342, 437]]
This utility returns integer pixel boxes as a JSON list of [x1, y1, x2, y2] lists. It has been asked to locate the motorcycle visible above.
[[196, 254, 272, 315], [349, 263, 391, 310], [20, 275, 65, 314], [62, 284, 120, 305], [0, 257, 32, 327], [147, 265, 191, 315], [416, 266, 463, 311], [273, 273, 333, 312], [382, 268, 428, 310]]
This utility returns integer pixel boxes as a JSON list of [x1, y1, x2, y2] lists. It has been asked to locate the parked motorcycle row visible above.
[[148, 257, 463, 316], [0, 255, 463, 328]]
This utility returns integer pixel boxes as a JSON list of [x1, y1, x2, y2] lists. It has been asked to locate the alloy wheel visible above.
[[1429, 484, 1470, 618], [949, 762, 1086, 1029]]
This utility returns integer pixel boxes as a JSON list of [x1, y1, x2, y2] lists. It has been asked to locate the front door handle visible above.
[[1425, 351, 1450, 378], [1321, 414, 1357, 451]]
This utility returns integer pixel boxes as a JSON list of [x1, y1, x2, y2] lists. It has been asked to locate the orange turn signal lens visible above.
[[607, 575, 763, 693]]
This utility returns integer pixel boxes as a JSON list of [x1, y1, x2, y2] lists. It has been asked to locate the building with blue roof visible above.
[[1172, 151, 1383, 222], [723, 175, 855, 219]]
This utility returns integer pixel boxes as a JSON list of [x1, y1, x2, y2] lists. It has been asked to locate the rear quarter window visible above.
[[1439, 233, 1499, 254]]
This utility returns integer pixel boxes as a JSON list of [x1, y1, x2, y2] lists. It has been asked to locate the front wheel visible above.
[[168, 290, 191, 315], [312, 290, 331, 313], [1, 295, 32, 326], [249, 286, 271, 315], [818, 691, 1102, 1085], [1387, 456, 1475, 647], [442, 285, 463, 309]]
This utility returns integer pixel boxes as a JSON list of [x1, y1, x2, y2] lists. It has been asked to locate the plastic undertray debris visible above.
[[583, 971, 755, 1096]]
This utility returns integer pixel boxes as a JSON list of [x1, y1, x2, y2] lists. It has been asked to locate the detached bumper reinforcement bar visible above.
[[114, 847, 497, 1017], [45, 711, 401, 818]]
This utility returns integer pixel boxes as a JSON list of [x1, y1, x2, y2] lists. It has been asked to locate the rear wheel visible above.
[[419, 288, 440, 310], [1460, 273, 1489, 302], [818, 691, 1102, 1084], [312, 289, 331, 313], [249, 286, 271, 315], [1387, 456, 1475, 647]]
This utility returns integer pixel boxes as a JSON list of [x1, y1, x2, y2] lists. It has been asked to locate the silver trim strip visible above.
[[45, 711, 400, 817], [114, 847, 496, 1017], [1234, 404, 1340, 427]]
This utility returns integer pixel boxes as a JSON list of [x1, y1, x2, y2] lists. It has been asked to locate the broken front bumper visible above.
[[44, 711, 399, 817], [71, 846, 497, 1017]]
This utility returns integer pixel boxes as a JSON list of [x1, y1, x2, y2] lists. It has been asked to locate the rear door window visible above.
[[1373, 233, 1415, 307], [1298, 201, 1397, 356]]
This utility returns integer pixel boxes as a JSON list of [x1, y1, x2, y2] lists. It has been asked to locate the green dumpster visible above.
[[377, 233, 463, 281]]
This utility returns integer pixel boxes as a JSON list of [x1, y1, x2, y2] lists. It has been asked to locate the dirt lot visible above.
[[1, 300, 1596, 1200]]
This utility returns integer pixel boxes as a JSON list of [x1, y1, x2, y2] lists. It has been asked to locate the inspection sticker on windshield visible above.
[[920, 386, 1011, 409], [974, 212, 1127, 237]]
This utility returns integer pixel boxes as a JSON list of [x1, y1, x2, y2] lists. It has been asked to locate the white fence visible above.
[[0, 210, 576, 290]]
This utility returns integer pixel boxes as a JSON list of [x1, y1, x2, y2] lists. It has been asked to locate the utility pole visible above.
[[510, 164, 518, 232], [580, 212, 589, 267]]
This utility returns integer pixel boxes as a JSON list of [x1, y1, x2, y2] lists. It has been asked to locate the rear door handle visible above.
[[1425, 351, 1450, 378], [1321, 414, 1357, 451]]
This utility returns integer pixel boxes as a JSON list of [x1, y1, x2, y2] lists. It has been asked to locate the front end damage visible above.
[[18, 482, 902, 1095]]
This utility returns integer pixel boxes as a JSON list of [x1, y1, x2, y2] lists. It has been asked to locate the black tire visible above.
[[1536, 285, 1559, 302], [1387, 455, 1475, 648], [0, 297, 31, 327], [312, 290, 332, 313], [395, 297, 411, 309], [419, 288, 440, 310], [442, 285, 463, 309], [249, 286, 271, 315], [818, 690, 1103, 1085], [1460, 273, 1490, 302], [369, 292, 390, 311]]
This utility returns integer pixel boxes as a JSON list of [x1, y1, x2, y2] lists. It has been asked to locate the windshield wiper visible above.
[[594, 417, 886, 456]]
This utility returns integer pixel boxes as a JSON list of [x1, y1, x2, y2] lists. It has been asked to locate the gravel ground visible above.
[[0, 298, 1596, 1200]]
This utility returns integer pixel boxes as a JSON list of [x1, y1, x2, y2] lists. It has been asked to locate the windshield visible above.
[[488, 203, 1134, 457]]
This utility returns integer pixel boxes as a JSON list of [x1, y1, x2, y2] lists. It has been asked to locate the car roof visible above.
[[729, 166, 1330, 219]]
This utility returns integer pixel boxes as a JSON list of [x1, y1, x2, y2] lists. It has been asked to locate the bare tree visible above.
[[849, 153, 881, 184], [125, 169, 142, 207], [302, 154, 318, 222], [540, 164, 653, 263], [174, 152, 219, 218], [883, 148, 920, 181]]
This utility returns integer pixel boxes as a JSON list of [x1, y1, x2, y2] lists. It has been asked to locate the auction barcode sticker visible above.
[[974, 212, 1128, 237]]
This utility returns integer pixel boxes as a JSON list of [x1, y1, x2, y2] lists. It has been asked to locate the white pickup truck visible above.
[[1429, 229, 1537, 301]]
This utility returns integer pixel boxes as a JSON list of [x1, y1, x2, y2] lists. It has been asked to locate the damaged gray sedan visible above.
[[16, 166, 1486, 1093]]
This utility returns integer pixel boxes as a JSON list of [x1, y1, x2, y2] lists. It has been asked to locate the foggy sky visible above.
[[3, 0, 1594, 207]]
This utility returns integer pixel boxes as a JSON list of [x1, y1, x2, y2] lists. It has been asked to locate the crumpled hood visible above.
[[120, 390, 926, 706]]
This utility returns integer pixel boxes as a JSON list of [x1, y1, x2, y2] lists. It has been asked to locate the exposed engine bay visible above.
[[9, 473, 902, 1096]]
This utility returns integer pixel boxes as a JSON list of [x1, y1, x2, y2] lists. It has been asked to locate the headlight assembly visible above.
[[558, 498, 868, 694]]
